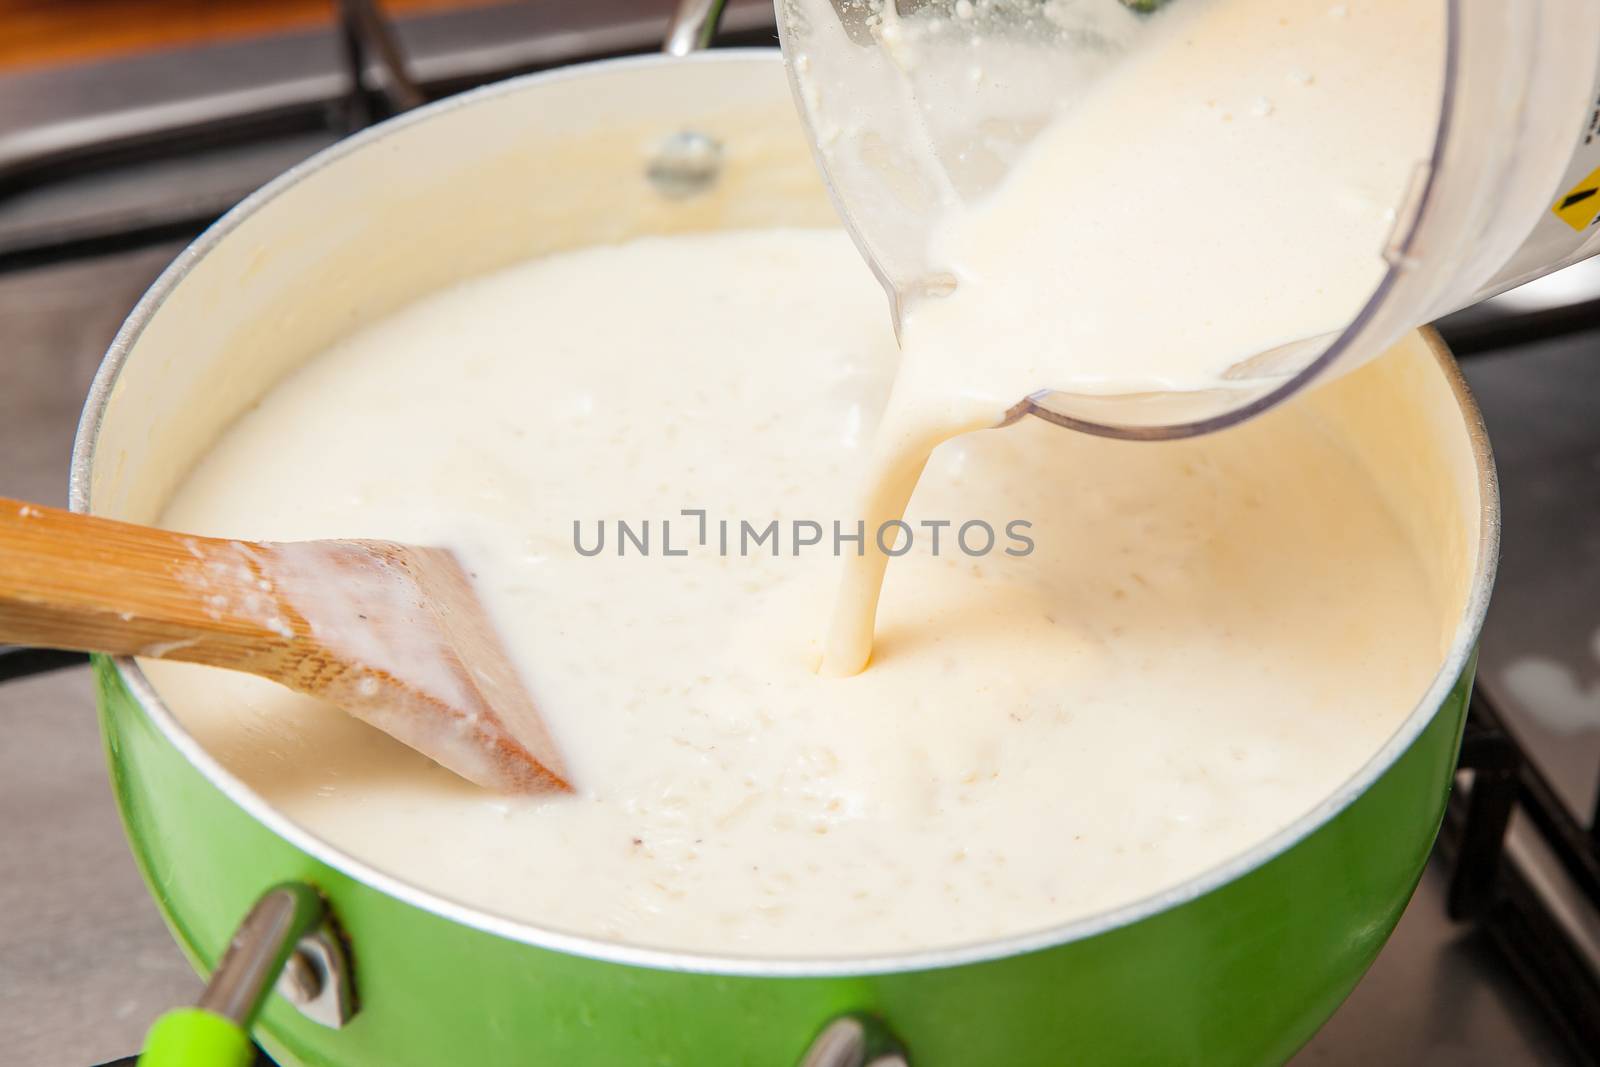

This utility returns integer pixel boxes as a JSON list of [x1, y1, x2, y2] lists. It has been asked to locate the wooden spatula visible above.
[[0, 497, 569, 794]]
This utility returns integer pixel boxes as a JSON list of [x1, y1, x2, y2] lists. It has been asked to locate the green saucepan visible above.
[[72, 43, 1498, 1067]]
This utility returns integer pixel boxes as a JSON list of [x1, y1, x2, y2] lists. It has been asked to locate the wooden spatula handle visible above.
[[0, 497, 293, 666], [1, 497, 569, 792]]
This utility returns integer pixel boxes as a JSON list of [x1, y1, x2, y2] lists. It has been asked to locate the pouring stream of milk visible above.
[[819, 0, 1443, 675]]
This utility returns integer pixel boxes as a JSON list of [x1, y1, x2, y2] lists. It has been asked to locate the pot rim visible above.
[[71, 47, 1502, 979]]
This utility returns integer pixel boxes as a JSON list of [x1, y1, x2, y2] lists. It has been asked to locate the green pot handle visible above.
[[138, 882, 353, 1067], [139, 1008, 255, 1067]]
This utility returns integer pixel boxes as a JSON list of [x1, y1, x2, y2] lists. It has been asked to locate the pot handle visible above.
[[664, 0, 729, 57], [138, 883, 355, 1067], [338, 0, 426, 114], [799, 1014, 911, 1067]]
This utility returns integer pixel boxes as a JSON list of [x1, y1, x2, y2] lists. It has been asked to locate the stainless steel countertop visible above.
[[0, 667, 201, 1066], [1, 246, 203, 1067]]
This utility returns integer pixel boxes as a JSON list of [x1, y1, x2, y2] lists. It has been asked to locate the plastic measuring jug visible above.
[[777, 0, 1600, 438]]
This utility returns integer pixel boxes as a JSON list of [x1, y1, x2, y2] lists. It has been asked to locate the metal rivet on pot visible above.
[[276, 925, 357, 1030], [647, 130, 724, 198], [278, 949, 322, 1004]]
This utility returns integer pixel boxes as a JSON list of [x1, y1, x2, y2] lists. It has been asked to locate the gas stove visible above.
[[0, 4, 1596, 1065]]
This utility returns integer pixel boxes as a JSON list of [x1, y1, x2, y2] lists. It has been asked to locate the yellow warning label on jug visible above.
[[1553, 165, 1600, 231]]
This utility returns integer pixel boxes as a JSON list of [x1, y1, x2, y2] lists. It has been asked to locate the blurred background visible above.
[[2, 0, 474, 67], [0, 3, 1595, 1065]]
